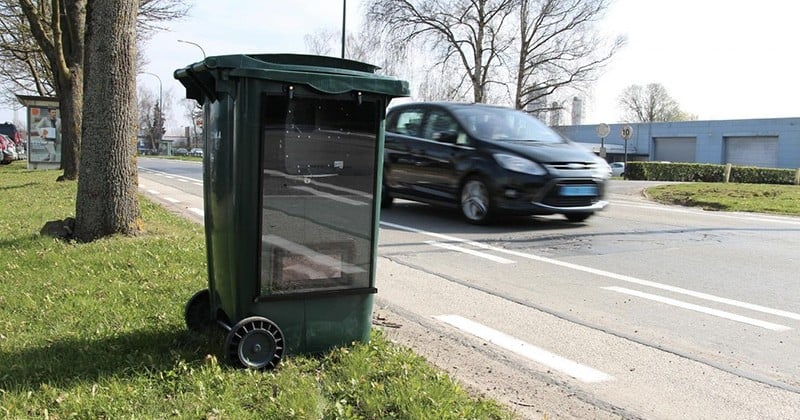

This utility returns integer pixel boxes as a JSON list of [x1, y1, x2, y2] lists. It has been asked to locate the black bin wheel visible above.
[[184, 289, 214, 332], [224, 316, 284, 370]]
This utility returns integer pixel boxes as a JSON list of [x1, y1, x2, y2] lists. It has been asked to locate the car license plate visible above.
[[560, 185, 597, 196]]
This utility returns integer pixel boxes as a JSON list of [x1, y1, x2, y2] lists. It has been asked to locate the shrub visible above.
[[626, 162, 798, 185]]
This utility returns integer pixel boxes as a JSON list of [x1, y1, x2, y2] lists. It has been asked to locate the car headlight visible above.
[[593, 156, 612, 178], [493, 153, 547, 175]]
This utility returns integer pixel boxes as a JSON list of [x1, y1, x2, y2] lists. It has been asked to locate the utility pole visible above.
[[341, 0, 346, 58]]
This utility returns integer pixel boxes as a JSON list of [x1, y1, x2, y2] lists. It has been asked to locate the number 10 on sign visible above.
[[620, 125, 633, 140]]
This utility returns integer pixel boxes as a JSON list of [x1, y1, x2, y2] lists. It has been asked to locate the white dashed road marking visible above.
[[380, 221, 800, 322], [435, 315, 614, 383], [603, 287, 791, 331], [426, 241, 515, 264]]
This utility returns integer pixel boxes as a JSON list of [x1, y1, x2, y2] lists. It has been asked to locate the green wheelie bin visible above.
[[174, 54, 409, 369]]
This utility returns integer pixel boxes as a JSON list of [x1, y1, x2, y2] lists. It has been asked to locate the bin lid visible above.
[[174, 54, 410, 103]]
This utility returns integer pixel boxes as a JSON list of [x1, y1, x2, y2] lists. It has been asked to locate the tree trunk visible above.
[[57, 67, 83, 180], [74, 0, 141, 242]]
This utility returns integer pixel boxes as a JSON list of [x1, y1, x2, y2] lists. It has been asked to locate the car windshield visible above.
[[454, 106, 564, 143]]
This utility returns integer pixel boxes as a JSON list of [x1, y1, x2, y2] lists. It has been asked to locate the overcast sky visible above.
[[4, 0, 799, 130]]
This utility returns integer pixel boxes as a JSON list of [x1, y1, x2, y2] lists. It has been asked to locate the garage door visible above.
[[653, 137, 696, 162], [725, 136, 778, 168]]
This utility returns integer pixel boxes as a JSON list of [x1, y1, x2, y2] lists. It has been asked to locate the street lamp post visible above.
[[177, 39, 207, 59], [341, 0, 346, 58], [141, 72, 163, 154], [141, 72, 162, 108]]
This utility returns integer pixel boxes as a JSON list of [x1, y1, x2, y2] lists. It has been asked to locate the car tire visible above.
[[564, 212, 592, 223], [380, 184, 393, 208], [460, 176, 493, 224]]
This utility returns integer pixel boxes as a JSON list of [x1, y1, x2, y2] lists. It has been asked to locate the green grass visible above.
[[0, 163, 512, 419], [646, 182, 800, 216], [142, 155, 202, 162]]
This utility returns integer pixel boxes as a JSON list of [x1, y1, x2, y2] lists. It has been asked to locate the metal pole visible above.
[[177, 39, 207, 59], [142, 72, 162, 108], [600, 136, 605, 158], [341, 0, 346, 58], [623, 140, 628, 180]]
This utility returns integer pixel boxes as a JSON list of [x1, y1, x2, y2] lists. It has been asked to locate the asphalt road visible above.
[[137, 157, 800, 419]]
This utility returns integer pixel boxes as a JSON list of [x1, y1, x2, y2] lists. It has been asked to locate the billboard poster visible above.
[[28, 106, 61, 164]]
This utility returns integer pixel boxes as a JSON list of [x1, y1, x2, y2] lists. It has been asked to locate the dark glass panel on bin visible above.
[[260, 94, 378, 295]]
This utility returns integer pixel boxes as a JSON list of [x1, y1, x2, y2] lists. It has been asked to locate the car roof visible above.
[[389, 101, 516, 113]]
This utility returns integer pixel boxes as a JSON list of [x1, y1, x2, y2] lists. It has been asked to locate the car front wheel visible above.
[[460, 177, 493, 224]]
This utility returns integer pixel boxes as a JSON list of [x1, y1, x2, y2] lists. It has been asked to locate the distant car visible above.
[[610, 162, 625, 177], [382, 102, 609, 224], [189, 148, 203, 157], [0, 133, 19, 164], [174, 148, 189, 156]]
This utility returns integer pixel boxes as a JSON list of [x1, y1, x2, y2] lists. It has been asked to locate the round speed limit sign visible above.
[[620, 124, 633, 140]]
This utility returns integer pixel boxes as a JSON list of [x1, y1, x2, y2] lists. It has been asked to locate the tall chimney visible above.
[[571, 96, 583, 125]]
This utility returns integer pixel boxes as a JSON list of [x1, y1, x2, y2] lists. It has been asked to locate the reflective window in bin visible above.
[[260, 95, 379, 294]]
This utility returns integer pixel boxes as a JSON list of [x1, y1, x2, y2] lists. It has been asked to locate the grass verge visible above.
[[143, 155, 202, 162], [0, 163, 512, 419], [645, 182, 800, 216]]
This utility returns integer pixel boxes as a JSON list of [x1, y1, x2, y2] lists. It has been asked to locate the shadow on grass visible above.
[[0, 182, 38, 191], [0, 326, 223, 390]]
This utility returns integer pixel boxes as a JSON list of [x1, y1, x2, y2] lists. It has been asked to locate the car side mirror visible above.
[[432, 130, 459, 143]]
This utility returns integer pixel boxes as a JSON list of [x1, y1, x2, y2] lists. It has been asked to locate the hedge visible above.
[[625, 162, 800, 185]]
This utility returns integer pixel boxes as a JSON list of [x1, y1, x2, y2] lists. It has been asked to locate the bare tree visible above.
[[303, 24, 407, 79], [0, 1, 54, 103], [179, 98, 201, 149], [618, 83, 697, 122], [514, 0, 625, 112], [304, 28, 336, 56], [366, 0, 515, 103], [2, 0, 188, 181], [415, 61, 468, 101], [138, 0, 188, 35], [74, 0, 140, 241], [137, 87, 165, 153], [17, 0, 86, 180]]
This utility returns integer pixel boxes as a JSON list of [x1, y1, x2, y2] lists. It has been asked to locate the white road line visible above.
[[189, 208, 204, 217], [147, 189, 160, 195], [603, 287, 791, 331], [193, 183, 203, 187], [435, 315, 614, 383], [291, 186, 368, 206], [138, 167, 202, 184], [165, 197, 180, 204], [379, 221, 800, 322], [426, 241, 515, 264], [178, 179, 188, 183], [263, 168, 372, 198]]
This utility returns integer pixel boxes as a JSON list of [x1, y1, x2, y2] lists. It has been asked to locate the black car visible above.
[[382, 102, 610, 224]]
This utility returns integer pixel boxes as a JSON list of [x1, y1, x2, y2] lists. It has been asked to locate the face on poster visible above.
[[28, 106, 61, 163]]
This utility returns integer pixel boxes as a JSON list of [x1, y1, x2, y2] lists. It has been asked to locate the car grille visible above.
[[542, 195, 599, 207], [541, 179, 602, 208], [545, 162, 597, 171]]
